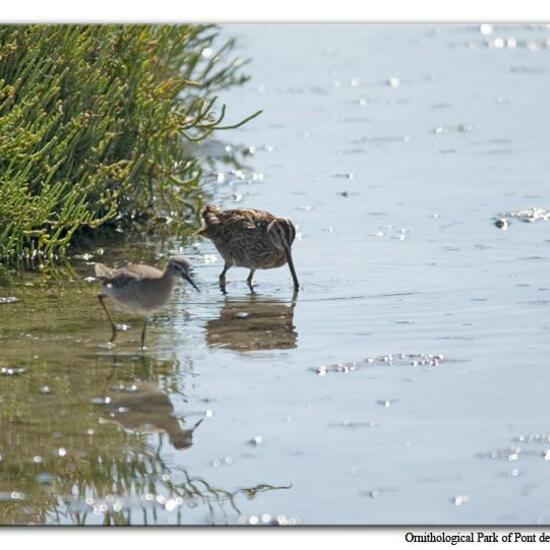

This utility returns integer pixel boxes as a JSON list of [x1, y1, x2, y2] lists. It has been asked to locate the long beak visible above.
[[285, 247, 300, 292], [192, 418, 204, 431], [183, 272, 200, 293]]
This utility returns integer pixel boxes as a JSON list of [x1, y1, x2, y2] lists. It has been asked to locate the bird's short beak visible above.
[[183, 272, 200, 292]]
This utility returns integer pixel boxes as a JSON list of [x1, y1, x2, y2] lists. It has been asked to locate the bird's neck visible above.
[[160, 269, 178, 292], [161, 268, 177, 282]]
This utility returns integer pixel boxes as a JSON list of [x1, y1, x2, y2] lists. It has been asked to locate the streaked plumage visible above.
[[95, 256, 199, 348], [197, 205, 300, 292]]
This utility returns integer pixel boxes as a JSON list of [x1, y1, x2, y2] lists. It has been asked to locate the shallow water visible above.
[[2, 23, 550, 525]]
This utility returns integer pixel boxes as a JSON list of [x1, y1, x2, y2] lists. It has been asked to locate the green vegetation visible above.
[[0, 25, 258, 263]]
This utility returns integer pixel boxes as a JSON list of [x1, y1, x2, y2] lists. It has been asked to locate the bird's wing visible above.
[[118, 264, 164, 281], [228, 209, 276, 231], [94, 263, 162, 286], [197, 206, 277, 236]]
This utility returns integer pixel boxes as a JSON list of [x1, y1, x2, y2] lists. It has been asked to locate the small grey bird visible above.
[[197, 205, 300, 292], [94, 256, 199, 348]]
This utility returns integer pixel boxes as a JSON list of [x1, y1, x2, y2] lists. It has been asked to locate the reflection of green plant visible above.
[[0, 25, 260, 262], [241, 483, 292, 499], [0, 277, 291, 526], [0, 351, 290, 525], [1, 379, 31, 423], [0, 416, 290, 525]]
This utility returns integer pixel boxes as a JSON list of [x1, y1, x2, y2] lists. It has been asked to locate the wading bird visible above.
[[197, 205, 300, 293], [95, 256, 199, 349]]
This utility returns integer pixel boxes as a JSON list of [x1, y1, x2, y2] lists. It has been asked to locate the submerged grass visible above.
[[0, 25, 258, 264]]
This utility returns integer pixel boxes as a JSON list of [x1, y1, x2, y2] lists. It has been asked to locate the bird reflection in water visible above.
[[206, 295, 297, 351], [103, 380, 203, 451]]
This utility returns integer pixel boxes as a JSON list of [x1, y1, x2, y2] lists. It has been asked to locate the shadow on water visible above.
[[205, 295, 298, 352]]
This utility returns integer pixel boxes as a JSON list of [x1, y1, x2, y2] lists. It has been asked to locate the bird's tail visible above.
[[196, 205, 222, 236], [267, 217, 296, 252]]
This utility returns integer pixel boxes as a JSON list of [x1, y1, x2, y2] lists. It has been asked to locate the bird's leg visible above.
[[285, 248, 300, 292], [219, 263, 230, 293], [140, 318, 148, 351], [246, 269, 256, 292], [102, 355, 121, 392], [97, 294, 117, 343]]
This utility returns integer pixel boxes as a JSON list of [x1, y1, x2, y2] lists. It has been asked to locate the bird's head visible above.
[[167, 256, 200, 292]]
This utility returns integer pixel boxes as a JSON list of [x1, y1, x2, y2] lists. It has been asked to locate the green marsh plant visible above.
[[0, 25, 258, 264]]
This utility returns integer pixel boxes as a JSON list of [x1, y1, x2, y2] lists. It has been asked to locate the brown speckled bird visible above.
[[197, 205, 300, 292], [94, 256, 199, 348]]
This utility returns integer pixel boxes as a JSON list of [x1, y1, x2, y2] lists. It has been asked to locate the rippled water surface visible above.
[[2, 24, 550, 525]]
